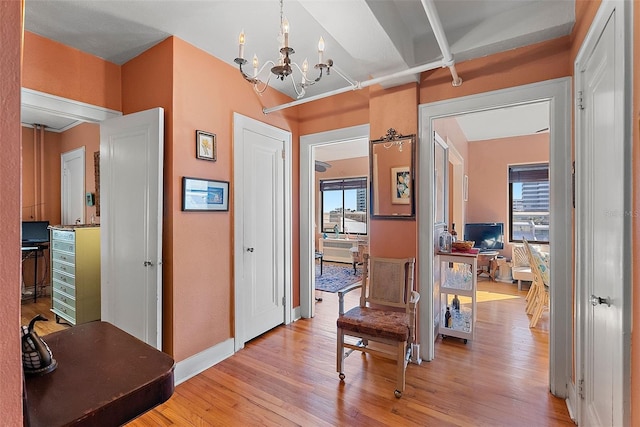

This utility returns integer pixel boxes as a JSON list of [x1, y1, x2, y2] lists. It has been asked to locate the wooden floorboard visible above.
[[122, 278, 573, 426]]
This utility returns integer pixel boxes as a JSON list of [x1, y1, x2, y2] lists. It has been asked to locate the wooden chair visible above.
[[523, 240, 550, 328], [336, 254, 419, 398], [348, 242, 368, 275], [511, 244, 534, 291]]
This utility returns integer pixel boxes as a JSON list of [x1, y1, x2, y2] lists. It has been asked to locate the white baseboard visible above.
[[292, 305, 301, 321], [565, 383, 578, 423], [174, 338, 234, 385]]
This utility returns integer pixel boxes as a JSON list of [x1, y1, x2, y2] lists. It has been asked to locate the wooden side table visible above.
[[25, 321, 174, 427]]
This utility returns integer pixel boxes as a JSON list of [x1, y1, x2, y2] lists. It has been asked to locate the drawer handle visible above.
[[62, 276, 67, 282], [62, 287, 67, 293]]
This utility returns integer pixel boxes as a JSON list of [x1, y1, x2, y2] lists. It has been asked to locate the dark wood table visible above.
[[25, 321, 175, 427]]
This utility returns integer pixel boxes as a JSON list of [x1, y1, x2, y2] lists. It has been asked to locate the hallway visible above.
[[128, 279, 572, 426]]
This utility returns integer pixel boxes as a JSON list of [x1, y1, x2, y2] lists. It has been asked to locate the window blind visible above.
[[320, 177, 367, 191], [508, 164, 549, 183]]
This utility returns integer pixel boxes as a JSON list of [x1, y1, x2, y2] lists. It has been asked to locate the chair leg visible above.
[[394, 341, 406, 398], [518, 279, 522, 291], [337, 328, 345, 380]]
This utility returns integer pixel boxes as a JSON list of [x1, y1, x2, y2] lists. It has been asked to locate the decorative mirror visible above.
[[370, 129, 416, 219]]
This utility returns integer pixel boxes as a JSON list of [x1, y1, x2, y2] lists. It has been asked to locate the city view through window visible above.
[[510, 163, 549, 242], [321, 178, 367, 235]]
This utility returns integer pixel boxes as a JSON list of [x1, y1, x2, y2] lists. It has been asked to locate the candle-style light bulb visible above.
[[317, 37, 325, 64], [252, 54, 259, 76], [302, 58, 309, 76], [282, 17, 290, 48], [238, 31, 245, 59]]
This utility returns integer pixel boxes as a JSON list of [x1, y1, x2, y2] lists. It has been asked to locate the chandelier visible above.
[[234, 0, 333, 99]]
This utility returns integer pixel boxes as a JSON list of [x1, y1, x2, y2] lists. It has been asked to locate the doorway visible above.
[[299, 124, 370, 319], [61, 146, 85, 225], [419, 78, 573, 400]]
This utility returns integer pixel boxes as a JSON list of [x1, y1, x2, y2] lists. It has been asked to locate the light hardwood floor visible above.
[[120, 278, 572, 427]]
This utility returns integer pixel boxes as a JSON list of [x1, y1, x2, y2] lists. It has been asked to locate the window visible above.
[[320, 177, 367, 235], [509, 163, 549, 243]]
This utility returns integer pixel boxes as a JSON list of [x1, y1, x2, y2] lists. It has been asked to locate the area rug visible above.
[[315, 263, 361, 293]]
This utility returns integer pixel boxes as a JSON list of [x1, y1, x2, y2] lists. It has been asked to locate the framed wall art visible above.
[[196, 130, 216, 161], [391, 166, 411, 205], [182, 176, 229, 211]]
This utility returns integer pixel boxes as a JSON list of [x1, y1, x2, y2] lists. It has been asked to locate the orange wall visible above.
[[21, 127, 61, 223], [368, 83, 419, 259], [23, 32, 121, 111], [420, 36, 571, 104], [121, 36, 298, 361], [467, 134, 550, 257], [1, 0, 23, 423]]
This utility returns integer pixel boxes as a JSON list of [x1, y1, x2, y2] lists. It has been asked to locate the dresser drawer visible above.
[[52, 279, 76, 298], [52, 270, 75, 286], [52, 240, 75, 253], [52, 250, 75, 265], [52, 299, 76, 324], [53, 289, 76, 308], [53, 260, 75, 276], [52, 229, 75, 242]]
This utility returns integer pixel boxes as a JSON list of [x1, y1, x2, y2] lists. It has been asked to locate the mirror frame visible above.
[[369, 129, 416, 220]]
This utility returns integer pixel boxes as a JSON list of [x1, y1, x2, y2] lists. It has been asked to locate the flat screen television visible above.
[[463, 222, 504, 251], [21, 221, 50, 245]]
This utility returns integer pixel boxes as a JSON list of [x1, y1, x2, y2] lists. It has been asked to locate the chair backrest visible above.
[[523, 239, 550, 287], [360, 254, 415, 312], [512, 245, 529, 267]]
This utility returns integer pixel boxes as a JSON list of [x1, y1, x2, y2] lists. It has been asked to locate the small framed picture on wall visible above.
[[196, 130, 216, 161]]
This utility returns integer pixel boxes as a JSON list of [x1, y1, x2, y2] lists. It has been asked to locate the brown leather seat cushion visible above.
[[337, 306, 409, 341]]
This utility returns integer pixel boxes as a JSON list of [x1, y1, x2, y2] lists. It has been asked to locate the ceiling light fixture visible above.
[[234, 0, 333, 99]]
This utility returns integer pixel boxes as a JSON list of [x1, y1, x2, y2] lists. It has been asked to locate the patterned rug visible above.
[[315, 262, 361, 293]]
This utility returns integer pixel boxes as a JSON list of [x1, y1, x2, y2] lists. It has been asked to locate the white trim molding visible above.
[[174, 338, 234, 385]]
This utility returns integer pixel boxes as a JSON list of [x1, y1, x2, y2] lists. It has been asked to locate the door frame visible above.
[[233, 113, 292, 350], [446, 138, 465, 233], [61, 146, 86, 225], [418, 78, 573, 398], [574, 0, 632, 424], [299, 124, 370, 319]]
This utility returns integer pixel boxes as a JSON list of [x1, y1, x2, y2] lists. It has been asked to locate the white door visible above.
[[100, 108, 164, 349], [576, 3, 628, 425], [234, 114, 287, 348], [61, 147, 85, 225]]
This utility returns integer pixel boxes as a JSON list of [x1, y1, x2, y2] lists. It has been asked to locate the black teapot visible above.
[[21, 315, 57, 375]]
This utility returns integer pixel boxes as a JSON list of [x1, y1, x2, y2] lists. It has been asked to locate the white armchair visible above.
[[511, 245, 533, 291]]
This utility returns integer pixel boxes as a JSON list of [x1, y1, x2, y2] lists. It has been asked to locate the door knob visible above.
[[590, 294, 611, 307], [246, 247, 254, 252], [143, 260, 154, 267]]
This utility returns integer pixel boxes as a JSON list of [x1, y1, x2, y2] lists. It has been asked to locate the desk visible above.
[[25, 321, 174, 427], [21, 244, 48, 303]]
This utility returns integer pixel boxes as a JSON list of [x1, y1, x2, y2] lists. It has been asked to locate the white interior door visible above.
[[234, 114, 289, 349], [61, 147, 85, 225], [575, 2, 629, 425], [100, 107, 164, 349]]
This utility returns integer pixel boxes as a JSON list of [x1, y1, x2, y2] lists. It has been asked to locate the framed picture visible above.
[[182, 177, 229, 211], [391, 166, 410, 205], [196, 130, 216, 161]]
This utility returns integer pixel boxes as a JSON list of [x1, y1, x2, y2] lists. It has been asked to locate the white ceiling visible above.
[[22, 0, 571, 136]]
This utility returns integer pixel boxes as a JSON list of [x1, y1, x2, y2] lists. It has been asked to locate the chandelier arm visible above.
[[254, 73, 273, 95]]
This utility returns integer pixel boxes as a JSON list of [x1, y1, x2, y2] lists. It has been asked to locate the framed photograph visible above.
[[182, 177, 229, 211], [196, 130, 216, 161], [391, 166, 410, 205]]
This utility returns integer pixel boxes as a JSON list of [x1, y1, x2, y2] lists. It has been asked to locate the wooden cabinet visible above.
[[438, 252, 477, 343], [50, 226, 101, 325]]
